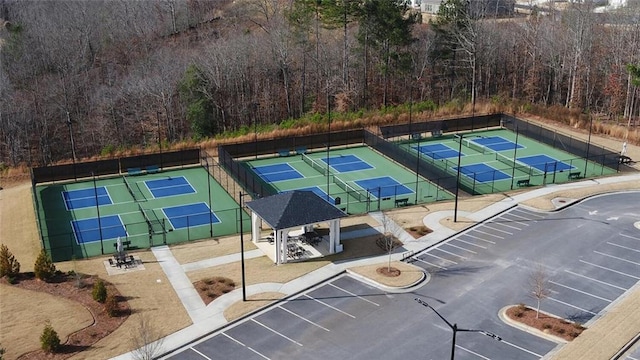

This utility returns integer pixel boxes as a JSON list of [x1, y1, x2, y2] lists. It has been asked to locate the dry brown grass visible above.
[[171, 237, 257, 264], [349, 261, 424, 288], [223, 292, 286, 322]]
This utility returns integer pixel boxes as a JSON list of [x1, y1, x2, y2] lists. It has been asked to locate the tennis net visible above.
[[454, 135, 488, 154], [138, 203, 153, 229], [123, 176, 137, 200], [302, 154, 328, 175], [332, 175, 366, 202], [495, 152, 539, 175]]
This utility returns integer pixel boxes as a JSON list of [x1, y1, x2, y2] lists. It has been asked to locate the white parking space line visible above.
[[222, 333, 271, 360], [482, 224, 513, 235], [278, 306, 330, 332], [499, 339, 543, 358], [463, 233, 496, 244], [627, 355, 640, 360], [620, 233, 640, 242], [564, 270, 627, 291], [434, 247, 468, 260], [190, 347, 213, 360], [413, 257, 448, 270], [547, 297, 598, 316], [456, 345, 490, 359], [505, 212, 534, 222], [607, 242, 640, 254], [549, 280, 613, 302], [252, 319, 303, 346], [594, 251, 640, 266], [487, 221, 523, 231], [445, 242, 477, 254], [329, 283, 380, 306], [304, 294, 356, 318], [423, 252, 458, 264], [455, 238, 488, 249], [473, 229, 505, 239], [517, 211, 545, 219], [580, 260, 640, 280]]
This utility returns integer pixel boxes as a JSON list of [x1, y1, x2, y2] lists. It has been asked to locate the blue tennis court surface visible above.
[[254, 163, 303, 182], [145, 176, 196, 198], [471, 136, 524, 151], [517, 154, 575, 172], [412, 143, 462, 159], [454, 163, 510, 183], [163, 202, 221, 229], [71, 215, 126, 244], [355, 176, 413, 198], [297, 187, 335, 204], [63, 187, 112, 210], [321, 154, 373, 173]]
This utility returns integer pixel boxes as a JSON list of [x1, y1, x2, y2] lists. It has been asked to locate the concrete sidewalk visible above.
[[112, 173, 640, 360]]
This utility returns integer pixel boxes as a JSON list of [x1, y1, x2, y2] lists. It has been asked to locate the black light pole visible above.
[[206, 158, 213, 238], [510, 126, 519, 190], [254, 104, 258, 160], [326, 85, 331, 201], [453, 134, 463, 222], [93, 172, 104, 254], [414, 298, 502, 360], [157, 111, 163, 169], [66, 111, 77, 180], [239, 192, 247, 301], [415, 136, 420, 205], [584, 112, 593, 176]]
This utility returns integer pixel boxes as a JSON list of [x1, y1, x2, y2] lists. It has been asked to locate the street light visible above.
[[414, 297, 502, 360], [239, 192, 247, 301], [453, 134, 464, 222]]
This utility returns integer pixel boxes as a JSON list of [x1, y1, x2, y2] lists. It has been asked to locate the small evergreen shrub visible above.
[[92, 279, 107, 303], [0, 244, 21, 278], [33, 249, 56, 281], [40, 321, 61, 353], [104, 294, 119, 317]]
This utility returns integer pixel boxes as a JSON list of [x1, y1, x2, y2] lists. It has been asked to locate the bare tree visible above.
[[528, 264, 552, 319], [130, 313, 165, 360]]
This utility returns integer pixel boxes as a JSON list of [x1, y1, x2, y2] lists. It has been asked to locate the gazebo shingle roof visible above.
[[245, 191, 346, 229]]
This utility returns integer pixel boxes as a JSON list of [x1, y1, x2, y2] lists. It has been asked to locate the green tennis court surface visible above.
[[36, 167, 248, 261], [243, 145, 454, 214]]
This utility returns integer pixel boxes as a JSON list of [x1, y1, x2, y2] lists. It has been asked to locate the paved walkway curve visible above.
[[112, 173, 640, 360]]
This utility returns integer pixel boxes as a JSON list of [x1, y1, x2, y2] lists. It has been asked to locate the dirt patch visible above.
[[505, 304, 584, 342], [193, 276, 236, 305], [376, 266, 401, 277], [0, 273, 129, 360]]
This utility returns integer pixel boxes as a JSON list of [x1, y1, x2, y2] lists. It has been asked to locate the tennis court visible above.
[[242, 145, 454, 214], [35, 166, 248, 261]]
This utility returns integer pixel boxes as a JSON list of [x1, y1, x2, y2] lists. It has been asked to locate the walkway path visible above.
[[113, 173, 640, 360]]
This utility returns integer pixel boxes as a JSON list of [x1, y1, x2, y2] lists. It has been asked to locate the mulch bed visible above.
[[2, 272, 130, 359], [193, 276, 236, 305], [505, 305, 585, 342], [376, 266, 401, 277], [406, 225, 433, 239]]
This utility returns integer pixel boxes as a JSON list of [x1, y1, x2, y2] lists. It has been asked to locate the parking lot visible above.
[[163, 192, 640, 359]]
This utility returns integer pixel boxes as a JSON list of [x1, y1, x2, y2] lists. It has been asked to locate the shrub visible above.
[[0, 244, 20, 278], [92, 279, 108, 303], [542, 323, 552, 329], [40, 321, 61, 353], [513, 310, 524, 318], [105, 294, 119, 317], [33, 249, 56, 281], [555, 327, 566, 335]]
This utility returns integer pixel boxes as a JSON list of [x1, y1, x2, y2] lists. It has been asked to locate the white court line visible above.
[[222, 333, 270, 360], [456, 345, 490, 359], [482, 224, 513, 235], [547, 297, 598, 315], [423, 252, 458, 264], [580, 260, 640, 280], [487, 221, 523, 231], [564, 270, 627, 291], [455, 238, 488, 249], [607, 242, 640, 254], [252, 319, 303, 346], [278, 306, 330, 331], [413, 257, 448, 270], [329, 283, 380, 306], [620, 233, 640, 241], [445, 242, 477, 254], [304, 294, 356, 318], [462, 233, 496, 244], [190, 347, 213, 359], [549, 280, 613, 302], [473, 229, 505, 239], [594, 251, 640, 266], [434, 247, 468, 260], [499, 339, 543, 358]]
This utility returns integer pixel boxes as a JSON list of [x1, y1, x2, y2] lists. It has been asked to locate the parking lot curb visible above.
[[498, 305, 568, 344], [345, 267, 429, 293]]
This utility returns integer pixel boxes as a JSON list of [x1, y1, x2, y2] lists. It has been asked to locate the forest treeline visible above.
[[1, 0, 639, 168]]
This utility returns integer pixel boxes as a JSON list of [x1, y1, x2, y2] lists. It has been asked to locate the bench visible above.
[[568, 171, 581, 180], [113, 240, 131, 249], [619, 155, 633, 164], [517, 179, 530, 187], [278, 149, 290, 157], [410, 133, 422, 140], [295, 147, 308, 155], [146, 165, 160, 174], [431, 129, 443, 138], [127, 167, 142, 176], [395, 198, 410, 207]]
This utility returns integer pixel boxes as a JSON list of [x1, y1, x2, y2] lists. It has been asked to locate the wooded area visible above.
[[1, 0, 639, 167]]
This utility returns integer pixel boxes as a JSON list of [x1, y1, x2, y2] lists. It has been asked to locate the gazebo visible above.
[[245, 191, 347, 264]]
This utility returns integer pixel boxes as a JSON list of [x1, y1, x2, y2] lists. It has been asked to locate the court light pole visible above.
[[453, 134, 463, 222], [326, 84, 331, 201], [66, 111, 77, 180], [206, 157, 213, 238], [414, 298, 502, 360], [510, 126, 519, 190], [157, 111, 163, 170], [239, 192, 247, 301], [415, 137, 420, 205], [584, 112, 593, 177], [92, 172, 104, 254]]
